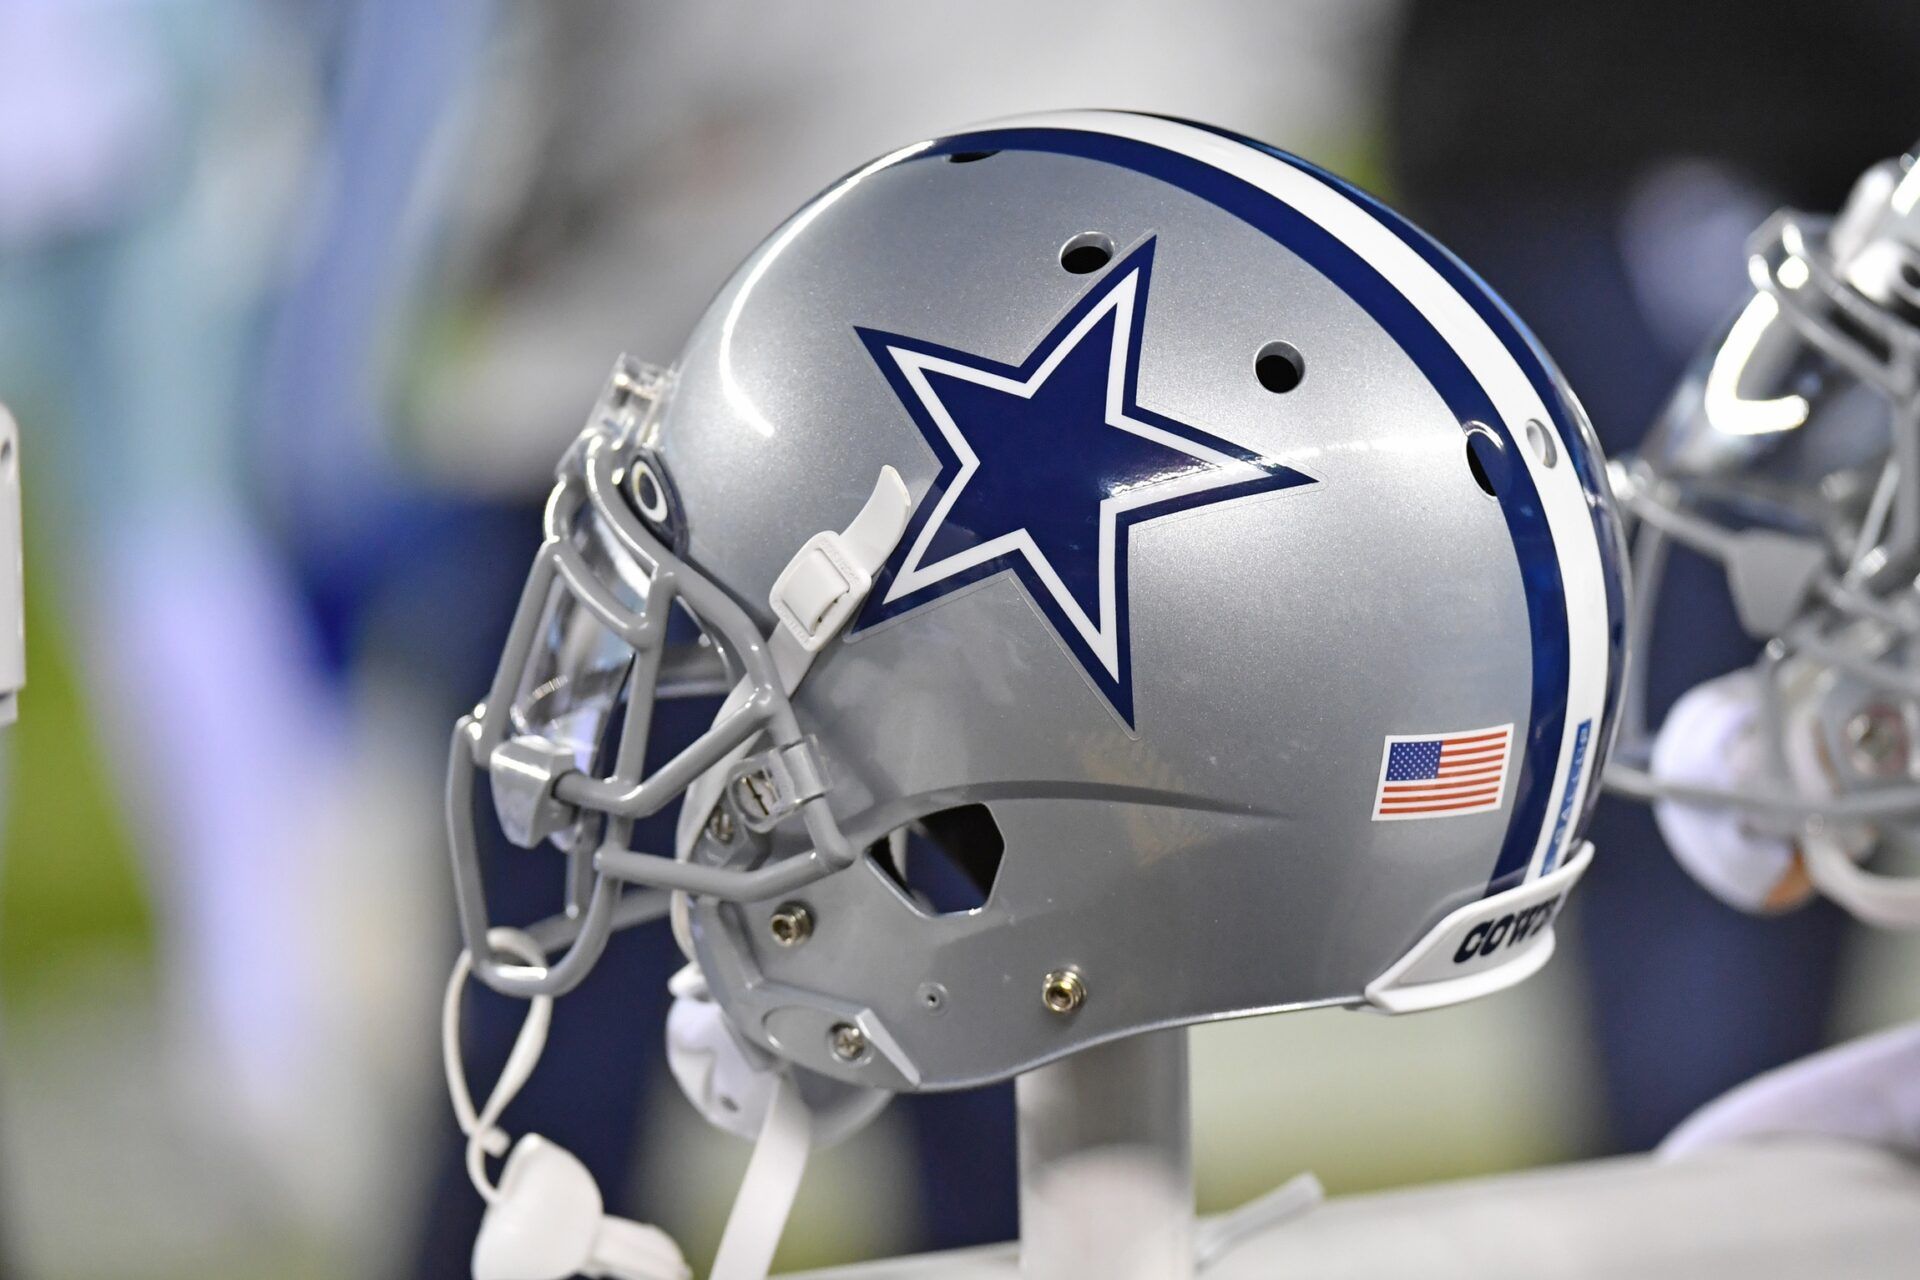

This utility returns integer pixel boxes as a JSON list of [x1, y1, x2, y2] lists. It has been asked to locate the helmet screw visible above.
[[733, 769, 778, 820], [1041, 969, 1086, 1016], [829, 1022, 868, 1062], [609, 366, 645, 407], [1846, 704, 1909, 778], [705, 805, 735, 844], [768, 903, 813, 947]]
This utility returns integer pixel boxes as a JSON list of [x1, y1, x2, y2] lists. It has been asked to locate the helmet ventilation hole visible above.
[[868, 803, 1005, 916], [1254, 342, 1305, 394], [1465, 424, 1508, 497], [948, 149, 998, 164], [1059, 232, 1114, 274]]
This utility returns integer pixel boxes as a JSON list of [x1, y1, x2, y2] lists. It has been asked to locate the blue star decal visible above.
[[852, 238, 1316, 726]]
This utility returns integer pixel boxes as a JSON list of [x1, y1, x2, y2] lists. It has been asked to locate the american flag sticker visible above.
[[1372, 724, 1515, 822]]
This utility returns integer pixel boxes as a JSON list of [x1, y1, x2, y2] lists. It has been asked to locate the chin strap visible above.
[[671, 467, 910, 847], [709, 1076, 812, 1280], [445, 933, 816, 1280], [448, 468, 913, 1280], [444, 929, 691, 1280], [670, 465, 913, 957]]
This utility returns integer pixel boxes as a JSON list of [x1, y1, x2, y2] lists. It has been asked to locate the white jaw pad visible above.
[[1364, 842, 1593, 1014], [1650, 670, 1807, 913]]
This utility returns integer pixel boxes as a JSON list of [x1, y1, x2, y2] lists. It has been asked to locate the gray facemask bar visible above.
[[447, 368, 860, 1000], [1606, 207, 1920, 832]]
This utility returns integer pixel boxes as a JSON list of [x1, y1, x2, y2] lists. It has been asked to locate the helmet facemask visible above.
[[1610, 152, 1920, 927], [445, 356, 898, 998]]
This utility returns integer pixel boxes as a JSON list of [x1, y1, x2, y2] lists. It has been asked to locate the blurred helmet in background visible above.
[[1612, 144, 1920, 928]]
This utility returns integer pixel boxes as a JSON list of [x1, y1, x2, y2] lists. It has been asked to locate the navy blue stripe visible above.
[[910, 119, 1572, 898], [1203, 125, 1628, 813], [1154, 116, 1624, 890]]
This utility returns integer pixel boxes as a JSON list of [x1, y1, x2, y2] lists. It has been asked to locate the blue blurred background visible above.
[[4, 2, 1920, 1276]]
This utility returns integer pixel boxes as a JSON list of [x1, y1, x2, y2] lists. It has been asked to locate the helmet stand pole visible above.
[[1015, 1027, 1194, 1280], [786, 1021, 1920, 1278]]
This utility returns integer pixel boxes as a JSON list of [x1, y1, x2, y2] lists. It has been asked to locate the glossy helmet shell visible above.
[[648, 111, 1625, 1089]]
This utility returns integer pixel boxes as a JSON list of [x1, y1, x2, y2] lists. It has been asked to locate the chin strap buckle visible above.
[[770, 531, 870, 651], [768, 466, 911, 652], [447, 937, 820, 1280]]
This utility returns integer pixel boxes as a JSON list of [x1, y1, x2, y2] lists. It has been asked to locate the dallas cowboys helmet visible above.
[[441, 110, 1625, 1275], [1608, 144, 1920, 929]]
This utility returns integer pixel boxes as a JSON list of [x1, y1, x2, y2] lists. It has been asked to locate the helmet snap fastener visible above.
[[733, 769, 778, 820], [769, 903, 814, 947], [1041, 969, 1086, 1016]]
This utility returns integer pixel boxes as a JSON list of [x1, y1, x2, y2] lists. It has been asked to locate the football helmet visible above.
[[441, 111, 1625, 1275], [1608, 144, 1920, 929]]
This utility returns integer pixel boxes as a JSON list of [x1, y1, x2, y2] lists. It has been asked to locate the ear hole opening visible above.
[[867, 803, 1005, 915]]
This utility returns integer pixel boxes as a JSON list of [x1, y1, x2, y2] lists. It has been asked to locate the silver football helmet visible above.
[[440, 111, 1625, 1277], [1608, 145, 1920, 929]]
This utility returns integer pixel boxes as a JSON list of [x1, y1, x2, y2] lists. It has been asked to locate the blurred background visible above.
[[5, 2, 1920, 1276]]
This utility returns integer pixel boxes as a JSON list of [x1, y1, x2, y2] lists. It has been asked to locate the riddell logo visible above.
[[1452, 893, 1567, 964]]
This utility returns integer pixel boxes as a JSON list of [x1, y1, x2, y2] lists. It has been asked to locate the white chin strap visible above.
[[447, 468, 913, 1280], [671, 465, 912, 887], [444, 932, 813, 1280], [669, 462, 911, 960]]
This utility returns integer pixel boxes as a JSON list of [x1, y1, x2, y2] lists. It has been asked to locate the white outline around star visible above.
[[871, 265, 1275, 679]]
